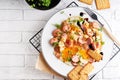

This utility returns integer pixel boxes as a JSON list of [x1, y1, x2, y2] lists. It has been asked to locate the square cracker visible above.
[[95, 0, 110, 10], [68, 65, 82, 80], [80, 0, 93, 5], [87, 50, 103, 61], [79, 74, 88, 80], [80, 63, 94, 75], [67, 63, 94, 80]]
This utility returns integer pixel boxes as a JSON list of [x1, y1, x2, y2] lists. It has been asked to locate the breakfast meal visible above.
[[49, 15, 104, 65], [49, 14, 104, 79]]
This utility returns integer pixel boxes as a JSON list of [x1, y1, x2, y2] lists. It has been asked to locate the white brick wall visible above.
[[0, 43, 38, 54], [0, 0, 22, 9], [22, 32, 36, 43], [54, 76, 64, 80], [24, 9, 59, 20], [103, 67, 120, 79], [0, 32, 21, 43], [0, 0, 120, 80], [0, 68, 53, 79], [25, 55, 38, 67], [0, 10, 23, 20], [0, 55, 24, 67], [0, 21, 45, 31]]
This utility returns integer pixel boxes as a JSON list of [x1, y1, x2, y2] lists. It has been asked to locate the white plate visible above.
[[41, 7, 114, 77]]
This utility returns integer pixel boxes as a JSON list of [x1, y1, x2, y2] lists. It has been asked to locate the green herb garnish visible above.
[[95, 38, 101, 42], [42, 0, 51, 7], [54, 24, 61, 29], [101, 41, 105, 45], [60, 11, 64, 14], [67, 57, 72, 61], [98, 27, 103, 31], [53, 42, 59, 46], [27, 0, 51, 7], [38, 3, 41, 6], [79, 18, 84, 22]]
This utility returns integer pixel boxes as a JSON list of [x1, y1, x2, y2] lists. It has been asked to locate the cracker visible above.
[[80, 63, 94, 75], [68, 65, 82, 80], [80, 0, 93, 5], [67, 64, 94, 80], [87, 50, 103, 61], [79, 74, 88, 80], [95, 0, 110, 10]]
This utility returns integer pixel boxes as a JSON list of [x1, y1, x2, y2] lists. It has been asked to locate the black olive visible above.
[[89, 44, 95, 50], [80, 12, 84, 16], [100, 52, 103, 55]]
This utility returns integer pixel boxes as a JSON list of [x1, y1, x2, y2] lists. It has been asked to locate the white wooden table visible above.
[[0, 0, 120, 80]]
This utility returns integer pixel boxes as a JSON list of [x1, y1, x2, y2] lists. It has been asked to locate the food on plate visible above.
[[49, 15, 104, 66], [67, 63, 94, 80], [80, 0, 93, 5], [95, 0, 110, 10]]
